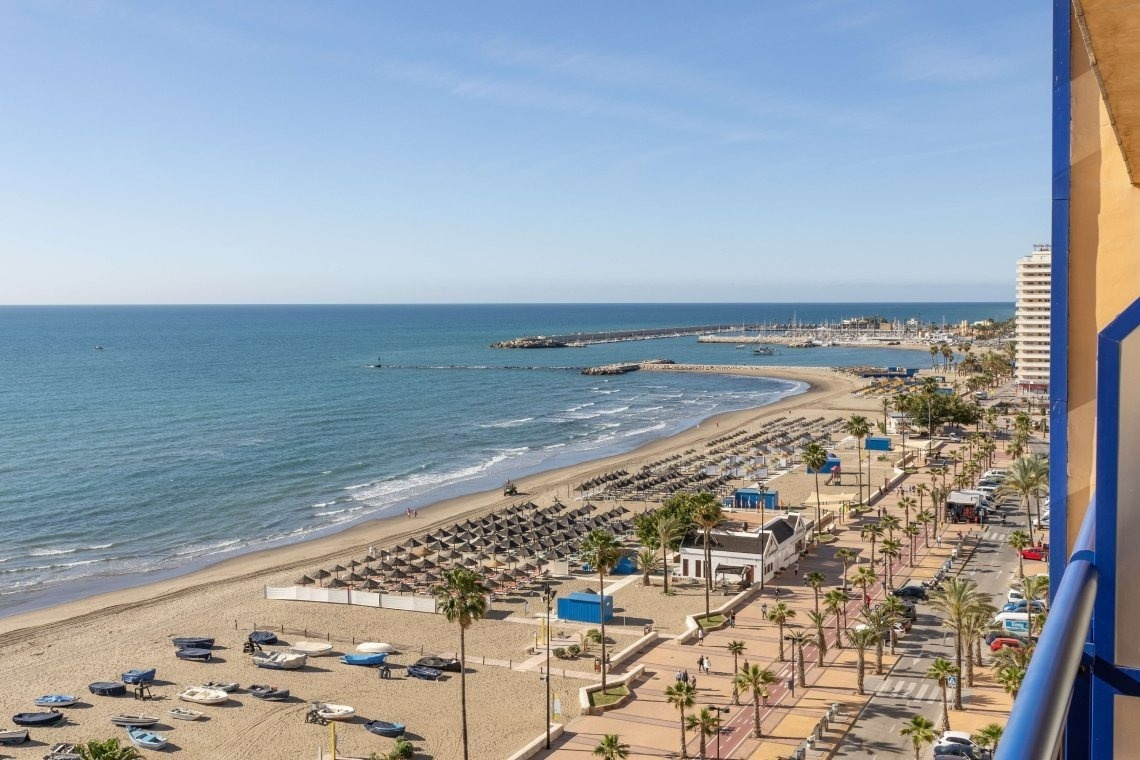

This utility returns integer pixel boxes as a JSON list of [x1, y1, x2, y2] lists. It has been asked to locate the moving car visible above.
[[1020, 546, 1049, 561], [892, 585, 928, 602]]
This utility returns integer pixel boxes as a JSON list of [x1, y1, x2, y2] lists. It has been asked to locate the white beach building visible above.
[[677, 513, 811, 588]]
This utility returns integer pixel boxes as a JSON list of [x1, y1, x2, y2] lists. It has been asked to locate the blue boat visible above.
[[121, 668, 156, 685], [34, 695, 79, 707], [365, 719, 406, 738], [248, 630, 278, 645], [175, 647, 213, 662], [340, 652, 388, 667], [13, 711, 64, 726], [88, 682, 126, 697], [126, 726, 167, 750], [172, 636, 214, 649], [406, 664, 443, 681]]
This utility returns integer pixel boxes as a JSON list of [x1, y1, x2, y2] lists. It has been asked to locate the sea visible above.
[[0, 302, 1011, 616]]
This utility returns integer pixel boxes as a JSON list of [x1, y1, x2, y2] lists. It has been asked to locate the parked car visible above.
[[990, 637, 1026, 652], [1002, 599, 1046, 613], [985, 630, 1028, 646], [935, 732, 992, 759], [1020, 546, 1049, 561], [1006, 588, 1026, 603], [892, 585, 928, 602]]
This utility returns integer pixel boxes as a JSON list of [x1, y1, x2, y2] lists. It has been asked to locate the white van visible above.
[[993, 611, 1031, 634]]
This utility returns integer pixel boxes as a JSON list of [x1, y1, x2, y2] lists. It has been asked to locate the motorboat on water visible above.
[[251, 651, 307, 670], [34, 695, 79, 708], [178, 686, 229, 705], [290, 640, 335, 656], [126, 726, 167, 750]]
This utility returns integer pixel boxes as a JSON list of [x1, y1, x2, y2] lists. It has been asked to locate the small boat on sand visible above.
[[178, 686, 229, 705], [12, 711, 63, 727], [168, 707, 205, 721], [248, 684, 290, 701], [202, 681, 240, 692], [0, 728, 29, 744], [109, 714, 159, 727], [340, 653, 387, 667], [34, 695, 79, 707], [365, 719, 406, 738], [406, 665, 443, 681], [176, 647, 213, 662], [248, 630, 278, 645], [121, 668, 156, 685], [356, 642, 394, 654], [252, 651, 307, 670], [44, 743, 81, 759], [290, 641, 334, 656], [415, 656, 462, 672], [315, 703, 355, 721], [172, 636, 215, 649], [89, 682, 126, 697], [126, 726, 167, 750]]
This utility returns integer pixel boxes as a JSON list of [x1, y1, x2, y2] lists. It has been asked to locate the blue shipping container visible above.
[[557, 592, 614, 624], [865, 436, 893, 451]]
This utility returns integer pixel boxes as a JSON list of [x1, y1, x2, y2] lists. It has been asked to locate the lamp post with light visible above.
[[542, 584, 558, 749]]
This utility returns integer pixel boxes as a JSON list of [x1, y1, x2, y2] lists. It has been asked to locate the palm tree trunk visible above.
[[813, 471, 822, 541], [953, 636, 963, 710], [797, 646, 806, 687], [965, 643, 975, 686], [856, 654, 865, 695], [1017, 554, 1025, 579], [459, 625, 469, 760], [679, 713, 688, 758], [1024, 495, 1036, 545], [753, 693, 762, 737], [661, 541, 670, 594], [777, 623, 785, 661], [699, 734, 707, 760], [816, 628, 825, 666], [875, 640, 883, 675], [599, 568, 608, 694], [703, 531, 711, 620], [940, 684, 950, 731], [834, 616, 842, 647]]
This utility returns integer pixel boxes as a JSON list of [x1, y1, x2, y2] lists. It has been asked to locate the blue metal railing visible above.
[[997, 498, 1097, 759]]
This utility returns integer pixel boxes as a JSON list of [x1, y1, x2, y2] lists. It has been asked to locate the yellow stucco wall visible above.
[[1067, 11, 1140, 547]]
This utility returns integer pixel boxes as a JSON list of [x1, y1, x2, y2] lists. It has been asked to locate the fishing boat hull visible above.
[[406, 665, 443, 681], [315, 703, 355, 721], [120, 668, 156, 685], [178, 687, 229, 705], [248, 630, 278, 645], [290, 641, 334, 656], [365, 720, 406, 738], [89, 682, 127, 697], [340, 653, 387, 666], [0, 729, 29, 744], [172, 636, 215, 649], [110, 715, 159, 727], [356, 642, 394, 654], [12, 711, 64, 726], [248, 685, 290, 701], [175, 647, 213, 662], [252, 651, 307, 670], [126, 726, 167, 750], [203, 681, 239, 692], [168, 707, 205, 721], [34, 695, 80, 707]]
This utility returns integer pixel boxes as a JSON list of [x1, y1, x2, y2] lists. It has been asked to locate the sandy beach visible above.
[[0, 365, 886, 760]]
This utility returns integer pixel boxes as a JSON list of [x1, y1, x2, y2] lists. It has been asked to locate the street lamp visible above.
[[542, 584, 558, 749]]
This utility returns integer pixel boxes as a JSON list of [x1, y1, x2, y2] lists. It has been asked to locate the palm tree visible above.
[[850, 565, 878, 608], [787, 630, 812, 687], [845, 628, 877, 695], [807, 610, 828, 665], [433, 566, 489, 760], [899, 715, 938, 760], [902, 524, 920, 565], [823, 589, 847, 646], [802, 442, 828, 540], [897, 495, 916, 527], [686, 707, 723, 760], [727, 640, 746, 704], [1022, 575, 1050, 643], [836, 548, 857, 591], [766, 602, 795, 661], [995, 663, 1027, 699], [734, 665, 777, 737], [858, 607, 891, 674], [917, 509, 934, 547], [845, 414, 871, 504], [973, 724, 1005, 754], [880, 514, 901, 542], [593, 734, 630, 760], [665, 680, 697, 758], [880, 595, 909, 655], [860, 522, 883, 569], [915, 483, 929, 513], [929, 344, 939, 370], [1006, 530, 1031, 579], [804, 571, 826, 614], [76, 740, 143, 760], [929, 577, 982, 710], [579, 529, 622, 695], [636, 546, 661, 586], [998, 456, 1047, 546], [880, 539, 903, 589], [926, 658, 959, 731], [692, 494, 724, 620], [960, 611, 990, 686], [652, 512, 688, 594]]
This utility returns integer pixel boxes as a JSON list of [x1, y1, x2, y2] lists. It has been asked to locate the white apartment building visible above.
[[1016, 244, 1052, 394]]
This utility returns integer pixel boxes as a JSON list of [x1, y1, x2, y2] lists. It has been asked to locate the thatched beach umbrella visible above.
[[313, 568, 332, 586], [347, 559, 362, 569], [328, 578, 347, 588], [331, 564, 347, 579], [361, 578, 381, 591], [296, 575, 315, 586], [347, 572, 367, 583], [396, 583, 414, 593]]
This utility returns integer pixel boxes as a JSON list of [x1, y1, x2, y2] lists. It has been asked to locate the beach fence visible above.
[[264, 585, 438, 613]]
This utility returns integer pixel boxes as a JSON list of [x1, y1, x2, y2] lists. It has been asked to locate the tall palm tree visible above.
[[807, 610, 828, 665], [1022, 575, 1050, 643], [880, 514, 901, 542], [926, 658, 958, 731], [880, 539, 903, 589], [652, 512, 688, 594], [76, 739, 143, 760], [686, 707, 723, 760], [766, 602, 795, 661], [902, 524, 920, 565], [836, 548, 857, 591], [851, 565, 878, 609], [802, 442, 828, 539], [899, 715, 938, 760], [692, 494, 724, 620], [804, 571, 826, 614], [860, 522, 883, 569], [929, 578, 981, 711], [734, 665, 777, 738], [845, 628, 877, 695], [880, 596, 910, 655], [433, 566, 489, 760], [897, 495, 916, 527], [929, 344, 939, 370], [579, 529, 622, 695], [727, 640, 746, 704], [974, 724, 1005, 754], [845, 415, 871, 504], [787, 630, 812, 687], [915, 483, 929, 513], [960, 612, 990, 686], [593, 734, 630, 760], [917, 509, 934, 547], [998, 456, 1047, 546], [1006, 530, 1031, 579], [858, 607, 891, 674], [665, 680, 697, 759], [823, 589, 847, 646]]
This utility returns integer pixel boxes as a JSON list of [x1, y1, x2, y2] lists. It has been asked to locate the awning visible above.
[[715, 564, 749, 576]]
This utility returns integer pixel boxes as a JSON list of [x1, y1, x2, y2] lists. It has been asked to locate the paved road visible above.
[[833, 512, 1022, 759]]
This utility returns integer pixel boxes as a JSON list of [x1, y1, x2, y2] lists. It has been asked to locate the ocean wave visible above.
[[0, 558, 103, 575], [479, 417, 535, 429], [174, 538, 242, 557], [622, 422, 668, 437], [29, 547, 77, 557]]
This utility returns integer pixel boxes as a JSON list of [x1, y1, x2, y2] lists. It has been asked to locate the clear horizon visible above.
[[1, 2, 1049, 304]]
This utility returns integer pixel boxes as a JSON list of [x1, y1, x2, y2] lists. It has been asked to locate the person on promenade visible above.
[[794, 562, 800, 576], [675, 669, 684, 682], [697, 628, 705, 646], [703, 656, 712, 675], [728, 611, 736, 628], [761, 603, 768, 619]]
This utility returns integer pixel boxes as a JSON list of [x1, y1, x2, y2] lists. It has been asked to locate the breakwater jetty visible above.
[[581, 359, 675, 376], [490, 324, 757, 348]]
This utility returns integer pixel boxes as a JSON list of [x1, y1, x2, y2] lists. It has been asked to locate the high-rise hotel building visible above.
[[1015, 244, 1052, 394]]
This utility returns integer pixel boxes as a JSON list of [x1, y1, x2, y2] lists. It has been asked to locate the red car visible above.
[[990, 637, 1025, 652], [1020, 545, 1049, 561]]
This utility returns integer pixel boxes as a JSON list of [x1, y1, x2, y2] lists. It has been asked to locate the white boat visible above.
[[356, 642, 394, 654], [290, 640, 335, 656], [315, 703, 356, 721], [251, 651, 308, 670], [178, 686, 229, 705], [167, 707, 205, 721]]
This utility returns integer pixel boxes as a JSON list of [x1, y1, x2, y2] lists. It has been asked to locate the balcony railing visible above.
[[997, 497, 1097, 759]]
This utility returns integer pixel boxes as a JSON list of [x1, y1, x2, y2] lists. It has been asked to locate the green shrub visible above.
[[553, 647, 567, 659], [566, 644, 581, 657]]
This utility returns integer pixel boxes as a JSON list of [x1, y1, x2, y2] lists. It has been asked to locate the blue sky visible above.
[[0, 2, 1050, 304]]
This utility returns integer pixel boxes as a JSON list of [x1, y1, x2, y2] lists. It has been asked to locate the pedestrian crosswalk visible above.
[[873, 678, 943, 704]]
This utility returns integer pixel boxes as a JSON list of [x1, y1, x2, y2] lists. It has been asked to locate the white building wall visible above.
[[1016, 245, 1051, 393]]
